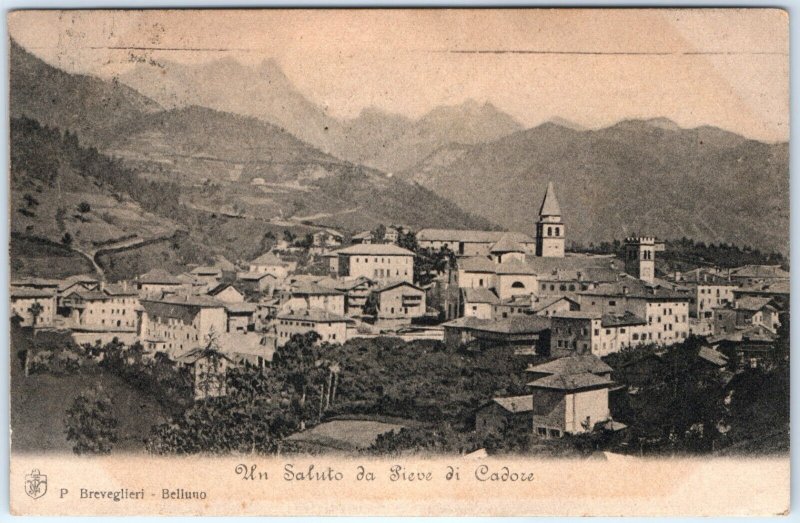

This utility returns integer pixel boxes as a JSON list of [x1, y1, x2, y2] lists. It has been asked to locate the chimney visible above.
[[577, 271, 583, 281], [622, 286, 628, 295]]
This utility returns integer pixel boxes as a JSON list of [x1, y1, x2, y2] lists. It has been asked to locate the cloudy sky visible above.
[[8, 9, 789, 141]]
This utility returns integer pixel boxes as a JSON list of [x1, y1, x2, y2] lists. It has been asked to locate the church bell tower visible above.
[[536, 182, 565, 258]]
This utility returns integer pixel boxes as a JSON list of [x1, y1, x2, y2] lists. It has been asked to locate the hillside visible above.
[[9, 40, 161, 145], [118, 58, 523, 172], [101, 105, 494, 232], [400, 119, 789, 254], [10, 117, 180, 277]]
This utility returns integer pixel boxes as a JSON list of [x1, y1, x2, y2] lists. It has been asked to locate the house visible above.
[[236, 272, 277, 293], [416, 229, 536, 257], [224, 302, 257, 333], [329, 244, 415, 284], [492, 294, 533, 319], [60, 283, 140, 344], [207, 283, 245, 303], [384, 226, 403, 244], [578, 279, 691, 346], [441, 315, 550, 354], [728, 264, 790, 286], [370, 281, 427, 323], [11, 277, 60, 292], [275, 309, 354, 346], [217, 332, 276, 370], [462, 287, 499, 319], [174, 347, 233, 400], [527, 355, 615, 438], [550, 310, 648, 358], [351, 231, 374, 245], [475, 395, 533, 439], [10, 288, 56, 328], [733, 280, 790, 311], [531, 295, 579, 318], [673, 270, 737, 327], [189, 266, 223, 289], [536, 267, 621, 298], [58, 274, 100, 296], [139, 295, 228, 358], [176, 273, 208, 295], [136, 269, 183, 297], [248, 251, 295, 279], [317, 276, 376, 316], [712, 297, 780, 336], [282, 283, 346, 316], [311, 229, 344, 250]]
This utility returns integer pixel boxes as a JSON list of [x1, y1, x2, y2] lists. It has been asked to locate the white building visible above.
[[275, 309, 354, 346], [329, 244, 415, 284], [11, 288, 56, 328]]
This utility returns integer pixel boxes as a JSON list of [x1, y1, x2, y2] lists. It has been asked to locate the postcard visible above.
[[8, 8, 789, 516]]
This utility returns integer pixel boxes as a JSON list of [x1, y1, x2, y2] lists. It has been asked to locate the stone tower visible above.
[[536, 182, 565, 258], [624, 237, 664, 283]]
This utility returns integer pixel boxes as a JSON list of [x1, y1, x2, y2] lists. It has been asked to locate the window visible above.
[[511, 282, 526, 289], [609, 300, 616, 306], [555, 227, 560, 236]]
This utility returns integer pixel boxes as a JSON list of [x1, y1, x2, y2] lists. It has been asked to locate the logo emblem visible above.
[[25, 469, 47, 499]]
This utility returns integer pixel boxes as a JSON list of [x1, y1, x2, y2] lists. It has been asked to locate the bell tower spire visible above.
[[536, 182, 565, 258]]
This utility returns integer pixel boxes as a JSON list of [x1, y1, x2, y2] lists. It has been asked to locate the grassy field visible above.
[[10, 327, 169, 454], [285, 419, 407, 452], [10, 235, 96, 279]]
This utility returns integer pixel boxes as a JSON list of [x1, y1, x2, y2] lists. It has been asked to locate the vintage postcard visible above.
[[7, 8, 789, 516]]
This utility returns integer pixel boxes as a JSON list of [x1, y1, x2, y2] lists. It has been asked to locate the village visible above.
[[10, 181, 790, 454]]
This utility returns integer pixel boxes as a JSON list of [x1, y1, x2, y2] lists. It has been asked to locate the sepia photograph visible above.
[[6, 8, 790, 516]]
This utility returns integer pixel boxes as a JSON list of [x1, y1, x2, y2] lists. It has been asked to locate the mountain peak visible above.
[[643, 117, 681, 131]]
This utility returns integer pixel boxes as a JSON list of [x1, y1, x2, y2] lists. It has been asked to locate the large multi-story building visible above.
[[139, 295, 228, 357], [550, 310, 648, 358], [275, 309, 353, 346], [416, 229, 536, 257], [10, 288, 56, 328], [328, 244, 415, 284], [281, 283, 346, 316]]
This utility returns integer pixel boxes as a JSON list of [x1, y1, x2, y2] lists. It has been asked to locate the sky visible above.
[[7, 9, 789, 142]]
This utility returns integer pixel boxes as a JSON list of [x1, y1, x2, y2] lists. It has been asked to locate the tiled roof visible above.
[[332, 244, 414, 256], [11, 277, 60, 288], [729, 265, 790, 279], [736, 280, 790, 296], [207, 283, 245, 297], [526, 355, 613, 376], [458, 256, 497, 273], [138, 269, 181, 285], [416, 229, 534, 244], [528, 372, 613, 390], [490, 234, 526, 254], [698, 346, 728, 367], [374, 281, 424, 293], [291, 282, 345, 296], [448, 315, 550, 335], [237, 271, 277, 281], [532, 295, 577, 312], [250, 251, 288, 266], [736, 296, 777, 312], [495, 259, 537, 275], [190, 266, 222, 276], [579, 279, 690, 301], [276, 308, 354, 323], [10, 288, 55, 299], [462, 287, 500, 304], [142, 294, 224, 308], [492, 395, 533, 413], [103, 283, 137, 296], [224, 302, 257, 314], [352, 231, 374, 240], [552, 310, 600, 320]]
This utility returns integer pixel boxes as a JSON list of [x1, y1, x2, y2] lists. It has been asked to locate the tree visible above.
[[362, 292, 379, 318], [77, 201, 91, 213], [27, 301, 43, 329], [373, 224, 387, 243], [283, 229, 296, 243], [64, 386, 119, 454], [61, 232, 73, 247]]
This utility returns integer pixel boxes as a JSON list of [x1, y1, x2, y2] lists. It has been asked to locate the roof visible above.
[[495, 259, 538, 275], [190, 266, 222, 276], [677, 269, 735, 285], [58, 274, 99, 291], [442, 315, 550, 335], [276, 308, 354, 323], [141, 294, 224, 309], [63, 290, 109, 301], [332, 244, 414, 256], [352, 231, 374, 240], [532, 295, 578, 313], [174, 347, 234, 365], [490, 234, 526, 254], [10, 288, 55, 299], [237, 271, 277, 281], [579, 279, 690, 301], [250, 251, 288, 267], [736, 296, 777, 312], [218, 333, 276, 361], [735, 280, 790, 296], [538, 181, 562, 217], [224, 302, 258, 314], [458, 256, 498, 273], [416, 229, 534, 244], [11, 277, 60, 288], [526, 355, 613, 376], [374, 281, 424, 294], [698, 346, 728, 367], [103, 283, 138, 296], [729, 265, 790, 279], [601, 311, 647, 328], [463, 287, 500, 304], [491, 395, 533, 414], [138, 269, 182, 285], [528, 372, 613, 390], [207, 283, 245, 297], [553, 310, 600, 320], [291, 282, 345, 296]]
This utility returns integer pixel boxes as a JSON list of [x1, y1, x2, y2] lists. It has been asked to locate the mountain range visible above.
[[117, 57, 524, 172], [399, 119, 789, 254], [9, 39, 791, 259]]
